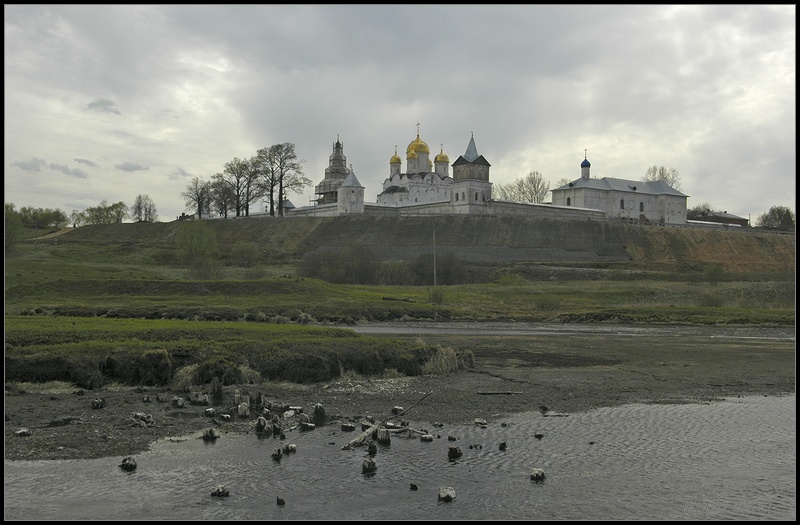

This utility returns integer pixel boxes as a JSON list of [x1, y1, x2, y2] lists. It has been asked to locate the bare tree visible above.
[[132, 194, 158, 222], [254, 143, 309, 216], [144, 197, 158, 223], [643, 166, 681, 190], [131, 195, 145, 222], [182, 177, 211, 218], [220, 157, 252, 217], [210, 173, 235, 218], [243, 156, 263, 216], [494, 171, 550, 203]]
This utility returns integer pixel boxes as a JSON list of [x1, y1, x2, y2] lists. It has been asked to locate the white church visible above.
[[287, 127, 688, 225]]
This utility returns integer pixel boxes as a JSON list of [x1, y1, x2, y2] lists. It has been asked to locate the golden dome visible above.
[[406, 133, 430, 155], [428, 159, 433, 168], [390, 146, 402, 164], [407, 149, 418, 159], [434, 146, 449, 163]]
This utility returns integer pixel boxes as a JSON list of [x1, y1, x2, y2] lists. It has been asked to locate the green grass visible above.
[[4, 316, 440, 388], [5, 239, 794, 324], [4, 226, 794, 388]]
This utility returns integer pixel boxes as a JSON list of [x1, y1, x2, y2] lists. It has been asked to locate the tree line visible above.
[[496, 165, 794, 231], [493, 165, 682, 204], [689, 202, 796, 231], [181, 142, 312, 219]]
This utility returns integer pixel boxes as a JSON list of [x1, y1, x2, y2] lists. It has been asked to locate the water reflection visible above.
[[4, 395, 795, 521]]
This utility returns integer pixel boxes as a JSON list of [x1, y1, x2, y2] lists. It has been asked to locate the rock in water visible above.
[[438, 486, 456, 502], [362, 457, 377, 475], [447, 446, 463, 460], [211, 485, 229, 497], [119, 456, 137, 472], [530, 468, 546, 482]]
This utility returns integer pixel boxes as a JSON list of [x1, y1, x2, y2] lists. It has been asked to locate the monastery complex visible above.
[[286, 127, 689, 226]]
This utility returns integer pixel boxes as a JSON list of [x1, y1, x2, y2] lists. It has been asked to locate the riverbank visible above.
[[5, 324, 795, 462]]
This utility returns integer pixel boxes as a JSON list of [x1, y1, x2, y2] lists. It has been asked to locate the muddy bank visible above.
[[4, 324, 795, 461]]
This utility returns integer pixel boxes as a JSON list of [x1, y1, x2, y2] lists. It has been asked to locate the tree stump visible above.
[[362, 457, 377, 475]]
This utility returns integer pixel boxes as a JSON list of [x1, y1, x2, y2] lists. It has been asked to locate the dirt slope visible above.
[[59, 216, 795, 273]]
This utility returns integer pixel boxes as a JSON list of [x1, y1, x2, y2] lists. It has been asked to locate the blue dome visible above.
[[581, 158, 591, 168]]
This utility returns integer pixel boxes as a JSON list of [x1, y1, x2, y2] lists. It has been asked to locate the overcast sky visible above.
[[5, 5, 796, 223]]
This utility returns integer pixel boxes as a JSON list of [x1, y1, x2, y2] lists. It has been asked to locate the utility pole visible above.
[[433, 224, 437, 287]]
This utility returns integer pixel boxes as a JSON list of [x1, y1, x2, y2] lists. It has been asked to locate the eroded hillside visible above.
[[58, 216, 794, 274]]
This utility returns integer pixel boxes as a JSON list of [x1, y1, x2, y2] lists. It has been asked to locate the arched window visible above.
[[455, 193, 459, 202], [474, 192, 478, 201], [620, 199, 625, 209], [566, 197, 571, 206], [639, 202, 644, 212]]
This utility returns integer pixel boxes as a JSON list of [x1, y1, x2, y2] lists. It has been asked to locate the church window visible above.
[[567, 197, 571, 206], [639, 202, 644, 212], [455, 193, 459, 201], [620, 199, 625, 209], [474, 192, 478, 201]]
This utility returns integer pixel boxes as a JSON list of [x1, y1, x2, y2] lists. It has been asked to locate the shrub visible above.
[[534, 295, 562, 311], [294, 312, 316, 324], [410, 252, 466, 285], [299, 246, 378, 284], [697, 293, 724, 307], [107, 348, 173, 386], [176, 220, 219, 265], [229, 241, 260, 267], [239, 364, 262, 384], [187, 260, 224, 280], [427, 287, 445, 305], [422, 345, 474, 375], [69, 355, 107, 390], [5, 355, 72, 384], [172, 364, 200, 391], [376, 260, 415, 285], [195, 355, 244, 385], [261, 352, 339, 383], [703, 264, 724, 286]]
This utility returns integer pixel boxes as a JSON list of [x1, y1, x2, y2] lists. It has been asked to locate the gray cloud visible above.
[[11, 157, 47, 171], [49, 163, 90, 179], [169, 167, 192, 180], [86, 98, 121, 115], [115, 162, 149, 172], [73, 158, 98, 167], [2, 5, 794, 222]]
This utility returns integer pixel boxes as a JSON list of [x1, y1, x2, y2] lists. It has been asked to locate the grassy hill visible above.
[[6, 215, 794, 388], [51, 215, 794, 275]]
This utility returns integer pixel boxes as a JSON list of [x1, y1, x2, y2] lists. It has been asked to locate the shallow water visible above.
[[4, 394, 795, 520]]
